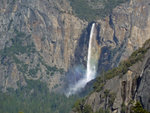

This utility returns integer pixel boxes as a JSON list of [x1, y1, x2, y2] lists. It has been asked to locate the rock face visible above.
[[96, 0, 150, 72], [0, 0, 150, 94], [0, 0, 87, 91], [136, 57, 150, 111]]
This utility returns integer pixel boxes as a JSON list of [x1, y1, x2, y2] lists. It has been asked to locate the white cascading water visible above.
[[66, 23, 96, 97], [86, 23, 96, 82]]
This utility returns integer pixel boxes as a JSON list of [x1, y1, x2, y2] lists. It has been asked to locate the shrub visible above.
[[83, 104, 93, 113], [131, 102, 150, 113], [68, 0, 128, 22]]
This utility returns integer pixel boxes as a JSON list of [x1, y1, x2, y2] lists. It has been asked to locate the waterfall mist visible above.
[[66, 23, 97, 97]]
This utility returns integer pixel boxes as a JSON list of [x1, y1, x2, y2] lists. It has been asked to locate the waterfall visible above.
[[86, 23, 96, 82], [66, 23, 96, 97]]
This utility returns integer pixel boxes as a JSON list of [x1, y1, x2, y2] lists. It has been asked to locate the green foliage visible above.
[[93, 39, 150, 91], [121, 103, 126, 113], [0, 30, 64, 77], [0, 31, 35, 58], [73, 99, 84, 113], [39, 55, 64, 76], [45, 64, 63, 75], [68, 0, 128, 21], [103, 90, 116, 107], [18, 112, 24, 113], [69, 0, 96, 21], [0, 30, 36, 57], [83, 104, 93, 113], [131, 102, 150, 113], [0, 31, 32, 74], [73, 96, 112, 113], [95, 108, 110, 113], [0, 80, 79, 113], [104, 89, 110, 97], [74, 100, 93, 113], [13, 56, 29, 74], [74, 99, 94, 113], [0, 31, 35, 69], [28, 67, 39, 77], [108, 93, 116, 107]]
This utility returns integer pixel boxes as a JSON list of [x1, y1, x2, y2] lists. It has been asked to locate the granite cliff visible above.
[[0, 0, 150, 94], [0, 0, 150, 113], [0, 0, 87, 91]]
